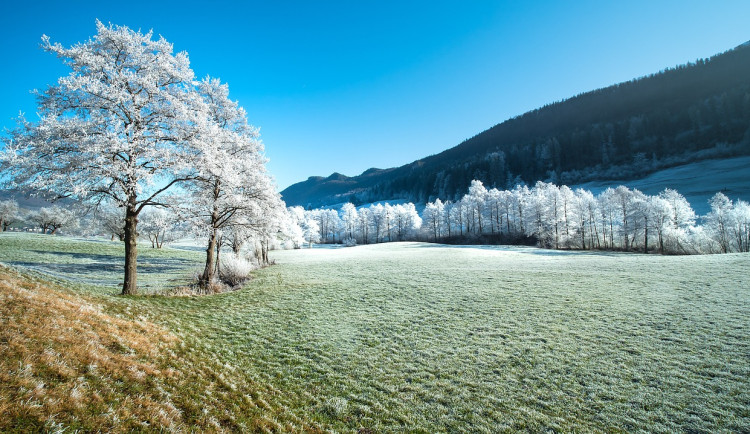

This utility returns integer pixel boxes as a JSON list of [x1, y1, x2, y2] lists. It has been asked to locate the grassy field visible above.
[[1, 233, 749, 432]]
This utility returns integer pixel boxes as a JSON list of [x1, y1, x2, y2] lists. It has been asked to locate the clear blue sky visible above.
[[1, 1, 749, 190]]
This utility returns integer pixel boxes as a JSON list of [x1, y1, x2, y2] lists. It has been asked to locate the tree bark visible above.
[[122, 206, 139, 295], [201, 227, 218, 285]]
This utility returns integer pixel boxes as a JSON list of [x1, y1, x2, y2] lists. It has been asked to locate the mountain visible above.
[[282, 42, 750, 208]]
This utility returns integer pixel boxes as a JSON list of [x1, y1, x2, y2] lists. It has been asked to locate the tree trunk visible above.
[[232, 240, 243, 255], [201, 227, 218, 285], [122, 206, 139, 295]]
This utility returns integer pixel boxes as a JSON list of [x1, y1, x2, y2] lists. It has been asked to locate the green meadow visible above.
[[1, 233, 748, 432]]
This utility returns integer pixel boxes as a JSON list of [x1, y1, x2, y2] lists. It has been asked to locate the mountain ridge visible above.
[[282, 42, 750, 208]]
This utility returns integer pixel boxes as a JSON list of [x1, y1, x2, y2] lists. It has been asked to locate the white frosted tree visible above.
[[140, 207, 182, 248], [28, 205, 75, 235], [278, 207, 305, 250], [512, 184, 530, 237], [369, 204, 386, 243], [729, 200, 750, 253], [340, 202, 359, 243], [571, 189, 593, 249], [558, 185, 576, 246], [181, 77, 279, 287], [357, 207, 372, 244], [485, 188, 504, 235], [647, 195, 674, 254], [423, 199, 445, 241], [1, 22, 205, 295], [466, 180, 488, 235], [659, 188, 696, 230], [392, 203, 421, 241], [706, 192, 732, 253], [301, 209, 321, 247], [655, 189, 696, 254], [0, 199, 20, 231], [96, 204, 126, 241], [448, 200, 466, 237], [612, 186, 636, 250], [598, 187, 618, 249]]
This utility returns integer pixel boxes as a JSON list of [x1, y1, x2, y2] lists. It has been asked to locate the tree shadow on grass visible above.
[[29, 250, 198, 269], [30, 249, 122, 263], [12, 252, 199, 288]]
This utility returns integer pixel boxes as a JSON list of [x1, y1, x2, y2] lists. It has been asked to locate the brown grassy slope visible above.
[[0, 265, 183, 431], [0, 266, 321, 433]]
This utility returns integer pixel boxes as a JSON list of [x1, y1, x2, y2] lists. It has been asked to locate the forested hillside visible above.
[[283, 41, 750, 208]]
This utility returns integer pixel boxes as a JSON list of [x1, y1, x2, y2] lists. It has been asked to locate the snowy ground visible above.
[[576, 156, 750, 215]]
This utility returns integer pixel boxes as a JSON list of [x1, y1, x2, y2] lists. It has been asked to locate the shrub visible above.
[[219, 254, 256, 288]]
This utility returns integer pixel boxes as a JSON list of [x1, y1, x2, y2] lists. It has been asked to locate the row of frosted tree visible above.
[[294, 180, 750, 255]]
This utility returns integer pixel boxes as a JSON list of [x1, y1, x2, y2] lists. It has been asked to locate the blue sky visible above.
[[1, 1, 749, 190]]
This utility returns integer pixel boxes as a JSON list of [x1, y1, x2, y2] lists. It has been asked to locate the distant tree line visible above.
[[294, 181, 750, 255]]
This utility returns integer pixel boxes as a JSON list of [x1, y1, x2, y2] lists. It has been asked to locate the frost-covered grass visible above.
[[0, 232, 203, 293], [2, 233, 749, 431]]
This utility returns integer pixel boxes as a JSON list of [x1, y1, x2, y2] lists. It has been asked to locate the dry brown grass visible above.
[[0, 265, 183, 431], [0, 265, 324, 432]]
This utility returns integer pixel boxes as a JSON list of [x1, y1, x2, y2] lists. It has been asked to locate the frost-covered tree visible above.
[[637, 189, 695, 254], [97, 205, 126, 241], [647, 195, 674, 254], [611, 186, 637, 250], [512, 184, 530, 236], [466, 180, 488, 235], [369, 204, 386, 243], [341, 202, 359, 243], [28, 205, 75, 235], [628, 189, 648, 252], [729, 200, 750, 253], [448, 200, 466, 237], [392, 203, 421, 241], [1, 22, 206, 295], [423, 199, 445, 240], [140, 207, 182, 248], [0, 199, 20, 231], [357, 207, 372, 244], [485, 188, 504, 235], [224, 225, 254, 255], [598, 187, 618, 249], [659, 188, 696, 231], [706, 192, 732, 253], [558, 185, 576, 246], [299, 209, 321, 247], [182, 77, 278, 287], [311, 208, 341, 243], [570, 189, 593, 249]]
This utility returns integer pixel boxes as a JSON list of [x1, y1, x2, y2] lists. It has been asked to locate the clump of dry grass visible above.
[[0, 265, 182, 431]]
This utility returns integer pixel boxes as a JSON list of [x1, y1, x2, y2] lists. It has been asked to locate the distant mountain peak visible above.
[[325, 172, 349, 181], [361, 167, 383, 176]]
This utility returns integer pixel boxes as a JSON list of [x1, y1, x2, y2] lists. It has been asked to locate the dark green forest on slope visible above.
[[282, 42, 750, 208]]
